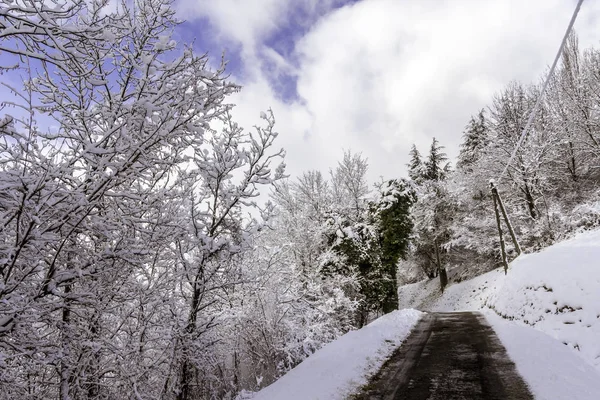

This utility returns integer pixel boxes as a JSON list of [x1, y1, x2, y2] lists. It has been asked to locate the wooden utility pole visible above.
[[490, 182, 509, 274], [434, 238, 447, 292], [490, 182, 522, 256]]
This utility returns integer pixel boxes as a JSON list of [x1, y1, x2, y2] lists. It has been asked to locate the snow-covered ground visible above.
[[398, 228, 600, 399], [487, 313, 600, 400], [246, 229, 600, 400], [241, 309, 422, 400], [399, 228, 600, 373]]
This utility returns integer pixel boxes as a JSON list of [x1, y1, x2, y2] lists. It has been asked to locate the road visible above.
[[354, 312, 533, 400]]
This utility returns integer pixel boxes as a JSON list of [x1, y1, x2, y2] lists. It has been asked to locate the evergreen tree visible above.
[[404, 139, 453, 291], [457, 109, 489, 170], [320, 178, 415, 325], [424, 137, 451, 181], [375, 179, 415, 312], [407, 144, 424, 182]]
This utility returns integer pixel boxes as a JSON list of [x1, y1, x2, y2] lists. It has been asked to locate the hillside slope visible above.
[[399, 228, 600, 372], [247, 229, 600, 399], [242, 309, 422, 400]]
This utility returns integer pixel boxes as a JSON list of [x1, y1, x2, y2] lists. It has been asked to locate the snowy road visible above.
[[355, 312, 533, 400]]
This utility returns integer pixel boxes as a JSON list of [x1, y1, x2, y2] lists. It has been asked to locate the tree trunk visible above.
[[434, 239, 447, 293], [568, 141, 578, 182], [177, 361, 192, 400], [439, 268, 448, 293], [523, 183, 537, 219], [86, 310, 101, 399], [60, 284, 72, 400], [382, 280, 399, 314], [178, 290, 201, 400]]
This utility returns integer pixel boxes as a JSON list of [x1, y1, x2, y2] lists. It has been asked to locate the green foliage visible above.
[[321, 179, 415, 323], [409, 138, 451, 184], [375, 179, 416, 312]]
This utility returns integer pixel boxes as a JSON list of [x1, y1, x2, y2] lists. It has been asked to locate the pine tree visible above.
[[457, 109, 489, 170], [407, 144, 424, 182], [424, 137, 450, 181]]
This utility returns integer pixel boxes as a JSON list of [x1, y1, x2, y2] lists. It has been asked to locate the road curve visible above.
[[354, 312, 533, 400]]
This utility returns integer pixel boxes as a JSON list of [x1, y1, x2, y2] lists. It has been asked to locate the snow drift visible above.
[[243, 309, 422, 400], [399, 228, 600, 372]]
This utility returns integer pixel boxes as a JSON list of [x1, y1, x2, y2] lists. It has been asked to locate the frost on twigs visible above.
[[0, 0, 286, 399]]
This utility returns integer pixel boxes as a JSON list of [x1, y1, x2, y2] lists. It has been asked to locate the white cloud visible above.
[[179, 0, 600, 183], [177, 0, 285, 50]]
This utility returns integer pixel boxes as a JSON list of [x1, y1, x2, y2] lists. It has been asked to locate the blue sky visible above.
[[177, 0, 362, 103], [3, 0, 600, 184], [170, 0, 600, 183]]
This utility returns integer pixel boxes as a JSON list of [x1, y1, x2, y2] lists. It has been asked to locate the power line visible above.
[[497, 0, 585, 182]]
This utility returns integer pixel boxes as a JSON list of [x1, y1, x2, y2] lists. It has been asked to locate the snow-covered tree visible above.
[[330, 150, 370, 217], [457, 109, 489, 170], [373, 179, 415, 312], [404, 138, 453, 286], [424, 137, 451, 181], [407, 144, 424, 183], [0, 1, 285, 398]]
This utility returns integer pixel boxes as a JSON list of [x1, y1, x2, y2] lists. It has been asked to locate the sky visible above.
[[170, 0, 600, 184], [3, 0, 598, 184]]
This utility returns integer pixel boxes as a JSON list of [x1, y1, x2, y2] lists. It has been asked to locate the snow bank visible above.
[[245, 309, 423, 400], [486, 231, 600, 371], [398, 228, 600, 372], [486, 313, 600, 400]]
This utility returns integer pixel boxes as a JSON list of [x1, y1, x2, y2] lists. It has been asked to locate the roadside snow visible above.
[[398, 228, 600, 372], [244, 309, 423, 400], [244, 228, 600, 400], [486, 313, 600, 400]]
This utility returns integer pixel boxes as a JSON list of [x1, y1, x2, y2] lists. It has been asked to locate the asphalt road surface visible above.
[[355, 312, 533, 400]]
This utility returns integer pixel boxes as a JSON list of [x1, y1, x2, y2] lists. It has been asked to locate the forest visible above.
[[1, 1, 600, 399], [404, 31, 600, 287]]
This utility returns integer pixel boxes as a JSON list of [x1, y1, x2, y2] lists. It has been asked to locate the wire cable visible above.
[[497, 0, 585, 182]]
